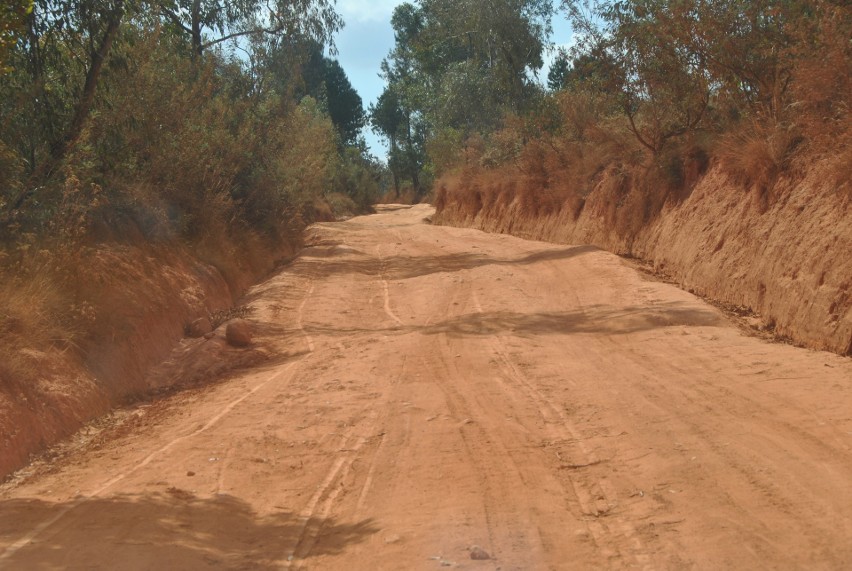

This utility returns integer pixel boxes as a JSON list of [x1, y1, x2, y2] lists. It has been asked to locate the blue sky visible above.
[[332, 0, 575, 159]]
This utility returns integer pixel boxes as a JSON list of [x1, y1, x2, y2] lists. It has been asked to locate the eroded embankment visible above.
[[0, 237, 298, 479], [434, 164, 851, 355]]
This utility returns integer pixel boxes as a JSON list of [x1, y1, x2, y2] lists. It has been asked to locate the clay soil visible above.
[[1, 204, 851, 570]]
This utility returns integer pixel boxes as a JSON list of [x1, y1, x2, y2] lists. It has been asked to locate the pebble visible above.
[[469, 545, 491, 560]]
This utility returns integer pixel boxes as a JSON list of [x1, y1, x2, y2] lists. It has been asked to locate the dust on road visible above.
[[1, 204, 850, 570]]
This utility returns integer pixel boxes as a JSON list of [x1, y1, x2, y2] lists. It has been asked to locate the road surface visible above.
[[1, 204, 851, 570]]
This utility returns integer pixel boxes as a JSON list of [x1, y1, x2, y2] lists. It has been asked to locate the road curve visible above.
[[1, 204, 851, 570]]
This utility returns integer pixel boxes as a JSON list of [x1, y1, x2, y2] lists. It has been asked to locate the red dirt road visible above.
[[1, 204, 851, 570]]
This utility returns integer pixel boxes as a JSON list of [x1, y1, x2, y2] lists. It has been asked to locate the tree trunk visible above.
[[390, 137, 401, 198], [404, 114, 420, 197], [47, 3, 124, 166], [191, 0, 203, 59]]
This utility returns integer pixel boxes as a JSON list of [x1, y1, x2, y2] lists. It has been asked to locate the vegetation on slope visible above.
[[373, 0, 850, 352], [373, 0, 849, 211], [0, 0, 385, 457]]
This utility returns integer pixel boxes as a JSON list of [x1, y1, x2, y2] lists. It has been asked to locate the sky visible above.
[[331, 0, 575, 159]]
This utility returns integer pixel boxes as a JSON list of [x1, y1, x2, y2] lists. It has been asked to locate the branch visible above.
[[623, 99, 658, 154], [159, 5, 193, 35], [201, 24, 287, 50]]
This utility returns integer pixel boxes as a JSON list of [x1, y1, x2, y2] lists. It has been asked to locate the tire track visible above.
[[281, 256, 409, 568], [419, 278, 549, 563], [282, 427, 369, 569], [375, 244, 404, 328], [469, 288, 651, 569]]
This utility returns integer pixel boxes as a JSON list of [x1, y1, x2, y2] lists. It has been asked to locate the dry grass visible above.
[[322, 192, 360, 220], [717, 120, 803, 211], [0, 264, 79, 387], [377, 187, 421, 205]]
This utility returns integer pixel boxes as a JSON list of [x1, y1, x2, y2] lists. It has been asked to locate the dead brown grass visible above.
[[717, 120, 803, 212], [0, 260, 77, 390], [377, 187, 422, 205]]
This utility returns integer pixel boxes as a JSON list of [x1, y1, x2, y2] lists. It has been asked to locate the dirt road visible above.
[[1, 204, 851, 570]]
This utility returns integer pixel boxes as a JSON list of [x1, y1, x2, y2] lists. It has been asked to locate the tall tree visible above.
[[321, 58, 365, 146], [372, 0, 553, 193], [418, 0, 553, 114], [246, 33, 366, 152], [547, 48, 608, 91], [561, 0, 820, 152], [563, 0, 711, 154], [4, 0, 128, 185], [370, 87, 407, 197]]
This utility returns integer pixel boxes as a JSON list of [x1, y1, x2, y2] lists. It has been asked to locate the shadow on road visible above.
[[294, 244, 599, 281], [0, 493, 377, 568], [373, 204, 415, 212], [303, 301, 723, 339], [422, 303, 723, 337]]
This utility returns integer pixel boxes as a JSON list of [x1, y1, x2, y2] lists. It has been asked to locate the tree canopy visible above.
[[371, 0, 555, 196], [157, 0, 343, 57], [0, 0, 31, 73]]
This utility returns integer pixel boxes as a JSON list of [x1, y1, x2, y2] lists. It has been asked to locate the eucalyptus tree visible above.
[[155, 0, 342, 58], [372, 0, 554, 193], [417, 0, 553, 118]]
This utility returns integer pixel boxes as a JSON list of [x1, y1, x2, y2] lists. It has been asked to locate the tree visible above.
[[665, 0, 813, 119], [297, 46, 365, 146], [4, 0, 345, 190], [0, 0, 32, 73], [3, 0, 128, 184], [321, 59, 365, 147], [547, 50, 572, 91], [373, 0, 554, 193], [250, 37, 363, 146], [417, 0, 553, 114], [370, 87, 406, 196], [156, 0, 342, 59], [368, 3, 433, 198], [563, 0, 711, 154], [547, 48, 608, 91], [561, 0, 820, 152]]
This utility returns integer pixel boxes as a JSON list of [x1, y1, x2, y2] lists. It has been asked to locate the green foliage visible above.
[[330, 145, 383, 213], [426, 127, 464, 177], [438, 0, 849, 233], [371, 0, 554, 197], [559, 0, 844, 155], [0, 0, 377, 254], [321, 59, 366, 146], [248, 35, 364, 142], [547, 48, 610, 92], [157, 0, 343, 57], [0, 0, 31, 73], [296, 44, 366, 146], [1, 0, 126, 178], [370, 78, 428, 198], [415, 0, 553, 114]]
